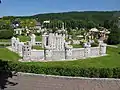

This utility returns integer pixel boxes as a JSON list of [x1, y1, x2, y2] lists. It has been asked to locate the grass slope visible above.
[[18, 35, 42, 42], [0, 48, 21, 61], [25, 47, 120, 68], [0, 39, 10, 42]]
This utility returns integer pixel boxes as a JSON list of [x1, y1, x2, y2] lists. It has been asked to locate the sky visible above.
[[0, 0, 120, 17]]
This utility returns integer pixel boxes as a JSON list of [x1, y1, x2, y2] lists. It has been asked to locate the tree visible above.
[[48, 20, 63, 29], [0, 30, 13, 39], [107, 28, 120, 45], [104, 20, 111, 29], [67, 28, 72, 35], [20, 19, 36, 28], [0, 19, 11, 29], [86, 21, 96, 29], [107, 18, 120, 45]]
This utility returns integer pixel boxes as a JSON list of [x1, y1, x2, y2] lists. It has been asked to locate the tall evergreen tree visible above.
[[107, 19, 120, 45]]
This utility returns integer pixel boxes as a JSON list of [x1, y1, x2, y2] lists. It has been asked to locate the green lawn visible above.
[[0, 39, 10, 42], [117, 44, 120, 47], [18, 35, 42, 42], [72, 44, 83, 48], [25, 47, 120, 68], [18, 36, 30, 42], [36, 36, 42, 41], [0, 46, 120, 68], [0, 48, 21, 61], [32, 45, 44, 50]]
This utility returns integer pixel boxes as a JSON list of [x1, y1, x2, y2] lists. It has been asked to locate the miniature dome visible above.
[[106, 31, 110, 34], [89, 28, 99, 32], [100, 31, 105, 33]]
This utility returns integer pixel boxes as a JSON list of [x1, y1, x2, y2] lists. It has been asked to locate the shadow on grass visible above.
[[0, 60, 18, 90]]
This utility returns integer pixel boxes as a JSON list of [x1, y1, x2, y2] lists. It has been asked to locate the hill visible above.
[[15, 11, 120, 26]]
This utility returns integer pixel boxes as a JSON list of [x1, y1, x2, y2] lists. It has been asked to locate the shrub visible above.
[[34, 32, 42, 36], [2, 44, 10, 46], [1, 60, 120, 78], [0, 30, 13, 39], [99, 68, 113, 78], [112, 68, 120, 78], [94, 39, 99, 44], [91, 43, 99, 47]]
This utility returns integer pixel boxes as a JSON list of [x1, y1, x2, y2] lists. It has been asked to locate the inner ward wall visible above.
[[90, 47, 100, 57], [31, 50, 44, 61], [72, 48, 85, 59], [28, 47, 102, 61], [52, 50, 65, 61]]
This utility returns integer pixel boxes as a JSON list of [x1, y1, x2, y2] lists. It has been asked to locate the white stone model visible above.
[[30, 34, 36, 46], [10, 33, 107, 62]]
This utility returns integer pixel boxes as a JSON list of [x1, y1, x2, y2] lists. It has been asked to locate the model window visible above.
[[46, 37, 49, 46]]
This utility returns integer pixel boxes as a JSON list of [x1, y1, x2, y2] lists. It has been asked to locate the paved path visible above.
[[2, 73, 120, 90], [107, 45, 118, 48]]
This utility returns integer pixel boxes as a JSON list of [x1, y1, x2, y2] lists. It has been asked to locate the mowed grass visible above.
[[25, 47, 120, 68], [18, 35, 42, 42], [36, 36, 42, 41], [0, 48, 21, 61], [0, 46, 120, 68], [72, 44, 83, 48], [0, 39, 10, 42], [18, 36, 30, 42], [32, 45, 44, 50]]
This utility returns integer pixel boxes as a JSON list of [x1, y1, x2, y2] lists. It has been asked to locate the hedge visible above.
[[0, 30, 13, 39], [0, 44, 10, 47], [1, 60, 120, 78]]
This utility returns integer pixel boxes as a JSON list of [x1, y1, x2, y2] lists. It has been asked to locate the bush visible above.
[[112, 68, 120, 78], [94, 39, 99, 44], [4, 60, 120, 78], [34, 32, 42, 36], [99, 68, 113, 78], [91, 43, 99, 47], [0, 44, 10, 47], [0, 30, 13, 39]]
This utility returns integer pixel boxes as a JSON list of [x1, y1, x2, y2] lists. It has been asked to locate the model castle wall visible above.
[[11, 33, 107, 62]]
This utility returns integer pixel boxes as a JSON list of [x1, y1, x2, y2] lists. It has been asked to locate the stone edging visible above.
[[17, 72, 120, 81]]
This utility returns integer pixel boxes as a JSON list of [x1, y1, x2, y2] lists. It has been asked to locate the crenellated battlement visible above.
[[48, 33, 65, 37]]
